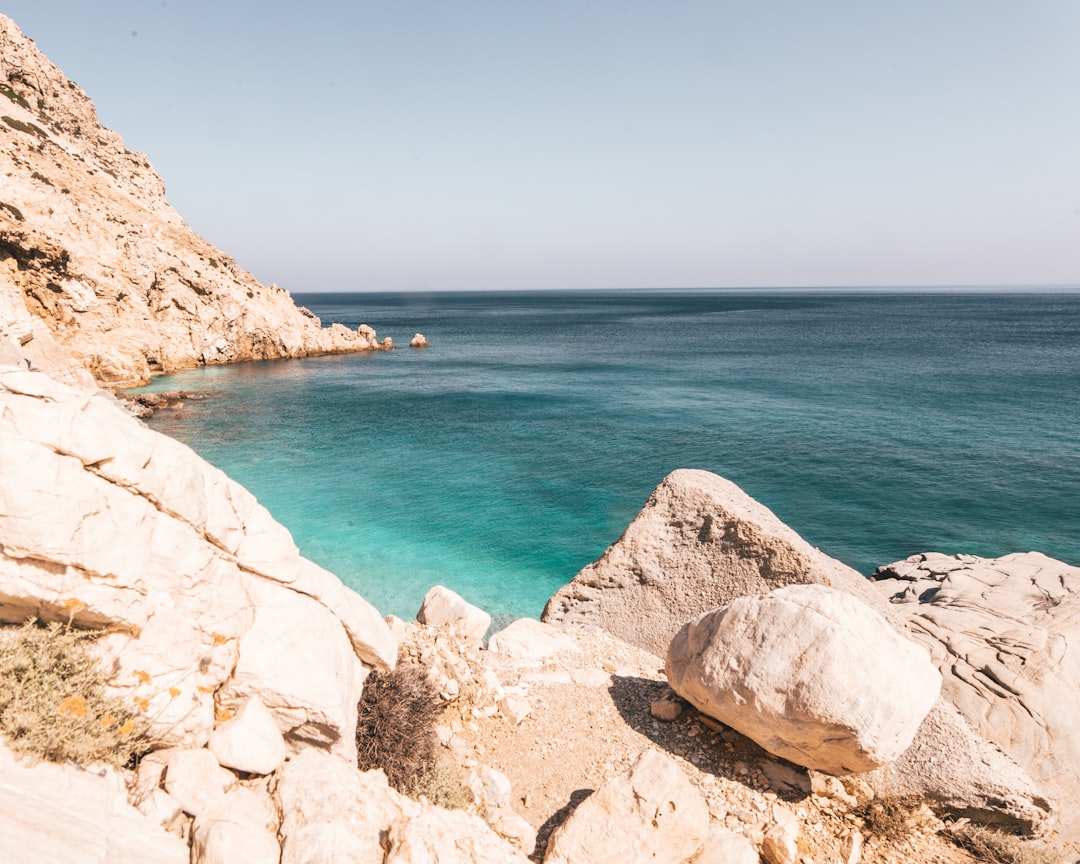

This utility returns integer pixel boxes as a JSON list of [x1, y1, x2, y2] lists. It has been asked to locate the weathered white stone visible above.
[[208, 695, 287, 776], [0, 368, 396, 751], [191, 786, 280, 864], [872, 551, 1079, 838], [477, 766, 513, 808], [409, 333, 430, 347], [385, 806, 532, 864], [694, 827, 760, 864], [667, 584, 940, 774], [274, 749, 413, 864], [543, 469, 881, 655], [761, 805, 799, 864], [417, 585, 492, 642], [544, 749, 709, 864], [499, 693, 532, 726], [220, 576, 366, 760], [0, 743, 189, 864], [483, 804, 538, 855], [487, 617, 580, 662], [164, 748, 235, 818]]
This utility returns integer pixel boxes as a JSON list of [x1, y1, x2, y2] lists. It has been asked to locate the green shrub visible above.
[[356, 663, 451, 795], [1, 115, 48, 139], [0, 83, 28, 109], [0, 620, 147, 766]]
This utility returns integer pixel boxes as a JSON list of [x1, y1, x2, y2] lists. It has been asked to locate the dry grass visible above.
[[0, 620, 147, 766], [356, 663, 446, 793], [950, 824, 1063, 864]]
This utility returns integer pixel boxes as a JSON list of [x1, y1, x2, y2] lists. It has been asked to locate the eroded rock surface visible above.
[[0, 366, 396, 755], [666, 584, 940, 774], [0, 14, 384, 386], [872, 551, 1080, 841], [543, 469, 878, 656], [543, 748, 709, 864]]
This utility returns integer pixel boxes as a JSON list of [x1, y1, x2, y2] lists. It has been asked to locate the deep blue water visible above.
[[137, 291, 1080, 620]]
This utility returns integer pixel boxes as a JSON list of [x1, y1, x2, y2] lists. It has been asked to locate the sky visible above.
[[3, 1, 1079, 292]]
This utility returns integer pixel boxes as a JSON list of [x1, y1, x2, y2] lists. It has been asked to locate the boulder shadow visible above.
[[607, 674, 811, 803], [533, 787, 593, 861]]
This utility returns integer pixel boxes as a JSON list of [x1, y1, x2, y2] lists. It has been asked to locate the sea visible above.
[[136, 290, 1080, 621]]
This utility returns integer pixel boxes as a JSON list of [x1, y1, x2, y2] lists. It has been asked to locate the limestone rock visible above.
[[762, 805, 800, 864], [164, 748, 235, 818], [0, 742, 189, 864], [871, 551, 1080, 840], [483, 804, 538, 855], [487, 617, 581, 663], [385, 806, 532, 864], [417, 584, 492, 642], [191, 786, 280, 864], [0, 14, 385, 387], [666, 584, 940, 774], [544, 748, 709, 864], [208, 695, 288, 776], [695, 826, 759, 864], [0, 368, 395, 751], [410, 333, 430, 347], [859, 697, 1051, 833], [543, 469, 879, 655], [275, 750, 402, 864], [218, 576, 366, 760]]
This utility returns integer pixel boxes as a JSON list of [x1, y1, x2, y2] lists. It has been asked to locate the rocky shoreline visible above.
[[1, 11, 1077, 864]]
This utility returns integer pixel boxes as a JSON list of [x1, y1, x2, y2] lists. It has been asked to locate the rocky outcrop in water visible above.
[[542, 468, 880, 657], [0, 15, 384, 387]]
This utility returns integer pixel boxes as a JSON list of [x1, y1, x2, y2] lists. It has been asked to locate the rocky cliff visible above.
[[0, 14, 382, 387]]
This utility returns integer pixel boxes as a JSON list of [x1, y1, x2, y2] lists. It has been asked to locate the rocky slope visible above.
[[0, 14, 385, 387]]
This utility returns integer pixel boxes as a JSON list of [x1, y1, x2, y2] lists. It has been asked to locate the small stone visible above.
[[650, 699, 684, 722]]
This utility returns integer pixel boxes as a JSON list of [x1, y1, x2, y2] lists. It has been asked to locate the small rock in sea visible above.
[[410, 333, 430, 347]]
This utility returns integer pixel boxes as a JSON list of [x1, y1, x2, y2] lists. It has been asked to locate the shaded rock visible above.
[[208, 695, 287, 776], [0, 742, 189, 864], [544, 749, 709, 864], [667, 584, 940, 774], [543, 469, 879, 656], [417, 584, 491, 642], [871, 551, 1080, 840]]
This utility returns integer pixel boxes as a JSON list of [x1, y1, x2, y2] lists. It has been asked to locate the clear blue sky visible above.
[[4, 1, 1079, 292]]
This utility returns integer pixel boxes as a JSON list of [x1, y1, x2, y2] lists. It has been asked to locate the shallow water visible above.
[[139, 290, 1080, 619]]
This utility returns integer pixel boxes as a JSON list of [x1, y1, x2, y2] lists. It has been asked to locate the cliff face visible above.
[[0, 15, 379, 387]]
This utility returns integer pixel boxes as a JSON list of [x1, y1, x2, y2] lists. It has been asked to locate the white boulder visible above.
[[666, 584, 940, 774], [543, 749, 709, 864], [208, 695, 287, 776], [417, 585, 491, 642]]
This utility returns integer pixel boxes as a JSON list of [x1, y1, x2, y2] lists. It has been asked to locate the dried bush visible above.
[[854, 797, 921, 837], [356, 663, 445, 793], [950, 824, 1062, 864], [0, 620, 147, 766]]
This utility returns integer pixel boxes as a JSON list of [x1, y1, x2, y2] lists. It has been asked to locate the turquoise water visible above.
[[139, 291, 1080, 620]]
